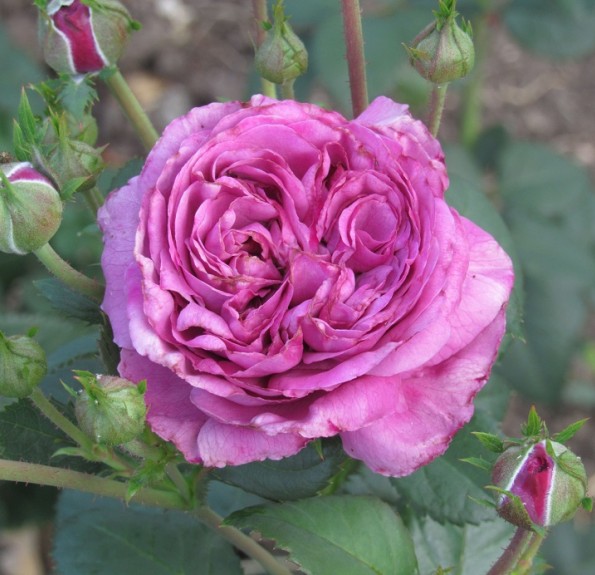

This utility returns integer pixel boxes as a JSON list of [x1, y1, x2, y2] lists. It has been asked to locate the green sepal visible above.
[[521, 405, 543, 437], [552, 418, 589, 444], [581, 497, 593, 512], [471, 431, 505, 453], [486, 485, 547, 536], [460, 457, 493, 471]]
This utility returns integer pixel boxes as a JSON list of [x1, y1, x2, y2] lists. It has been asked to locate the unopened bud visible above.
[[0, 331, 47, 398], [406, 1, 474, 84], [0, 162, 63, 255], [39, 0, 138, 75], [255, 1, 308, 85], [492, 440, 588, 530], [42, 116, 104, 192], [74, 372, 146, 445]]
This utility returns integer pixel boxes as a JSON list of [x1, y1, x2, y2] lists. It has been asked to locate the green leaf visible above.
[[391, 378, 509, 525], [212, 439, 348, 501], [0, 399, 73, 466], [552, 418, 589, 444], [409, 515, 514, 575], [497, 141, 595, 403], [59, 77, 98, 119], [504, 0, 595, 59], [34, 278, 103, 324], [53, 490, 242, 575], [227, 495, 418, 575]]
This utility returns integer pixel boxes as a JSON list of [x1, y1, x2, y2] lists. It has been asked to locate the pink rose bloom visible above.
[[99, 95, 513, 477]]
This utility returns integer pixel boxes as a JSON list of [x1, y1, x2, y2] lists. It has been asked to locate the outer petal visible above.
[[197, 419, 308, 468], [341, 310, 507, 476], [99, 101, 244, 347]]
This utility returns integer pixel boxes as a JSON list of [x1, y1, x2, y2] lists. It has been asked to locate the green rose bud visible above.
[[39, 0, 138, 76], [0, 162, 63, 255], [406, 0, 474, 84], [0, 331, 47, 398], [74, 371, 146, 445], [42, 114, 104, 193], [255, 1, 308, 85], [492, 440, 588, 530]]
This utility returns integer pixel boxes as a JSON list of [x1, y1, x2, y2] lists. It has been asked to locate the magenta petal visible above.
[[197, 419, 308, 467], [341, 312, 507, 476]]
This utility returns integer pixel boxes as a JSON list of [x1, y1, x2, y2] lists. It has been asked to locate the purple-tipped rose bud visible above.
[[39, 0, 137, 75], [255, 1, 308, 85], [406, 0, 474, 84], [0, 331, 47, 398], [492, 440, 588, 530], [0, 162, 63, 255], [74, 372, 147, 445]]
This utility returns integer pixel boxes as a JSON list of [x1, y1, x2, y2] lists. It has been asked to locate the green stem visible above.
[[29, 387, 133, 473], [194, 506, 293, 575], [32, 243, 104, 301], [280, 79, 295, 100], [252, 0, 277, 98], [486, 528, 544, 575], [104, 68, 159, 152], [341, 0, 369, 117], [0, 459, 186, 510], [461, 13, 488, 147], [82, 186, 104, 215], [30, 388, 92, 449], [165, 462, 191, 504], [428, 83, 449, 137]]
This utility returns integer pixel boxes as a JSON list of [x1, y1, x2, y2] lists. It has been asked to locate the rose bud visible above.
[[492, 440, 588, 530], [39, 0, 138, 75], [0, 330, 47, 398], [42, 115, 105, 193], [406, 0, 474, 84], [255, 1, 308, 85], [74, 372, 146, 445], [0, 162, 63, 255]]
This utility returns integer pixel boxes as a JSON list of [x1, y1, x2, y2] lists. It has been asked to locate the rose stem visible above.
[[486, 527, 544, 575], [428, 82, 449, 137], [194, 506, 294, 575], [0, 459, 186, 510], [280, 79, 295, 100], [33, 243, 104, 301], [104, 68, 159, 151], [82, 185, 104, 215], [341, 0, 369, 118], [461, 12, 488, 148], [29, 387, 133, 474], [253, 0, 277, 98], [165, 462, 192, 504]]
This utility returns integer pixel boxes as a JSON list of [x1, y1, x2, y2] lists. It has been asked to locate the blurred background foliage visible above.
[[0, 0, 594, 573]]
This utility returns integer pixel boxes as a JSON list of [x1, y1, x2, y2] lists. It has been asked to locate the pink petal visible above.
[[341, 311, 507, 476]]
